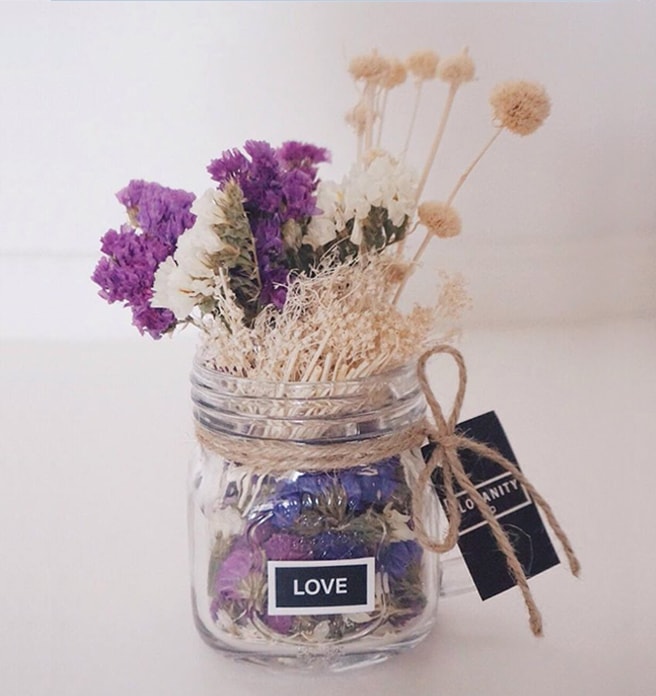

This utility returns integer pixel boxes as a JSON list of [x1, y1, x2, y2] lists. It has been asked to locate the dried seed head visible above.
[[489, 80, 551, 136], [349, 51, 389, 82], [437, 48, 475, 86], [382, 59, 407, 89], [345, 100, 368, 135], [418, 201, 462, 238], [406, 50, 439, 80], [382, 258, 412, 287]]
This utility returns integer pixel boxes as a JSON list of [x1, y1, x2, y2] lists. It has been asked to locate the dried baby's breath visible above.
[[435, 271, 471, 320], [199, 255, 457, 382], [417, 201, 461, 238], [406, 50, 439, 80], [490, 80, 551, 136]]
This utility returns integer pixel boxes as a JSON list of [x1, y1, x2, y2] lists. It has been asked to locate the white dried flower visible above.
[[490, 80, 551, 136], [342, 151, 417, 229], [417, 201, 462, 238], [152, 257, 199, 319], [208, 505, 246, 542], [305, 180, 345, 249], [151, 189, 230, 318], [383, 504, 416, 541]]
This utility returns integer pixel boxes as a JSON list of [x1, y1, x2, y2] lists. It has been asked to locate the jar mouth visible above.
[[191, 356, 419, 396], [191, 357, 426, 443]]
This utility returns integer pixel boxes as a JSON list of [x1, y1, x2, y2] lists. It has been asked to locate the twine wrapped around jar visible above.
[[195, 343, 580, 637]]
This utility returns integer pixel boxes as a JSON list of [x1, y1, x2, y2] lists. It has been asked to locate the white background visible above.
[[1, 3, 655, 696], [1, 0, 654, 336]]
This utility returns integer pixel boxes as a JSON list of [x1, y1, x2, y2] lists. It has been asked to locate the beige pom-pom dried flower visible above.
[[349, 51, 389, 82], [406, 50, 439, 80], [489, 80, 551, 136], [382, 59, 407, 89], [345, 101, 368, 135], [437, 48, 475, 86], [418, 201, 462, 238]]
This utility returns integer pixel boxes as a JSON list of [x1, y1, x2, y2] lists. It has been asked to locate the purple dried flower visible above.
[[206, 140, 330, 313], [379, 540, 422, 581], [249, 518, 275, 545], [116, 180, 195, 245], [131, 303, 177, 339], [280, 168, 319, 220], [92, 181, 195, 338], [270, 473, 339, 528], [214, 543, 261, 601], [313, 530, 368, 561], [295, 472, 335, 496], [271, 492, 302, 528], [339, 473, 363, 513], [262, 613, 294, 635], [338, 457, 402, 513], [206, 148, 249, 184], [262, 533, 313, 561], [278, 141, 330, 178]]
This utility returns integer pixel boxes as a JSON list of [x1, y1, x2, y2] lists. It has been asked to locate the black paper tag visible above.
[[267, 558, 375, 616], [425, 411, 560, 600]]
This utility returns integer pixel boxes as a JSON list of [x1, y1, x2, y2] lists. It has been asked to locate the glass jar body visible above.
[[188, 360, 442, 670]]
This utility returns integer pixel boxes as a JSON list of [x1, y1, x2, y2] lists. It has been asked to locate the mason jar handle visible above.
[[439, 550, 476, 598]]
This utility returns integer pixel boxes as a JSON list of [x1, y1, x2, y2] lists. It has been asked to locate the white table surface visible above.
[[2, 318, 655, 696]]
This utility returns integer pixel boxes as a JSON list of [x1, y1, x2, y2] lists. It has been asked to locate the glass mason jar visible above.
[[188, 358, 444, 671]]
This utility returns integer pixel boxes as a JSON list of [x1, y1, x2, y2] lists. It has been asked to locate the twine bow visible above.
[[412, 344, 581, 637]]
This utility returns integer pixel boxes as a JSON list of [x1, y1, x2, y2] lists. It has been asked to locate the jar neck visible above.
[[190, 360, 426, 444]]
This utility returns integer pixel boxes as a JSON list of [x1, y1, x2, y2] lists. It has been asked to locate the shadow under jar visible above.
[[188, 359, 442, 671]]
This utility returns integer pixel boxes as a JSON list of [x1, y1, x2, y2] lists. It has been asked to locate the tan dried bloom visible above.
[[345, 100, 368, 135], [489, 80, 551, 136], [406, 50, 439, 80], [382, 59, 407, 89], [418, 201, 462, 238], [349, 51, 389, 82], [381, 258, 412, 287], [437, 49, 475, 86]]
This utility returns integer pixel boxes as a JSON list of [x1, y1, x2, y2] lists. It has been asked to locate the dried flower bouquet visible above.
[[93, 48, 549, 381], [93, 48, 550, 653]]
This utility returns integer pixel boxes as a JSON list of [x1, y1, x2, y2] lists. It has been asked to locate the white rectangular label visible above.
[[267, 557, 376, 616]]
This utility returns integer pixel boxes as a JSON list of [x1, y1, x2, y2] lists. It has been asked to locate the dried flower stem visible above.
[[394, 128, 504, 306], [376, 89, 390, 147], [415, 82, 458, 203], [392, 231, 432, 305], [394, 220, 418, 257], [447, 127, 502, 205], [363, 82, 376, 153], [402, 82, 424, 158]]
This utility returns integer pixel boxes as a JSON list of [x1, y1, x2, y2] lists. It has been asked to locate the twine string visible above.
[[413, 344, 581, 637]]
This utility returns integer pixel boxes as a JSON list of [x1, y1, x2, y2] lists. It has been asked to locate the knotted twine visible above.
[[195, 343, 580, 637], [412, 344, 580, 637]]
